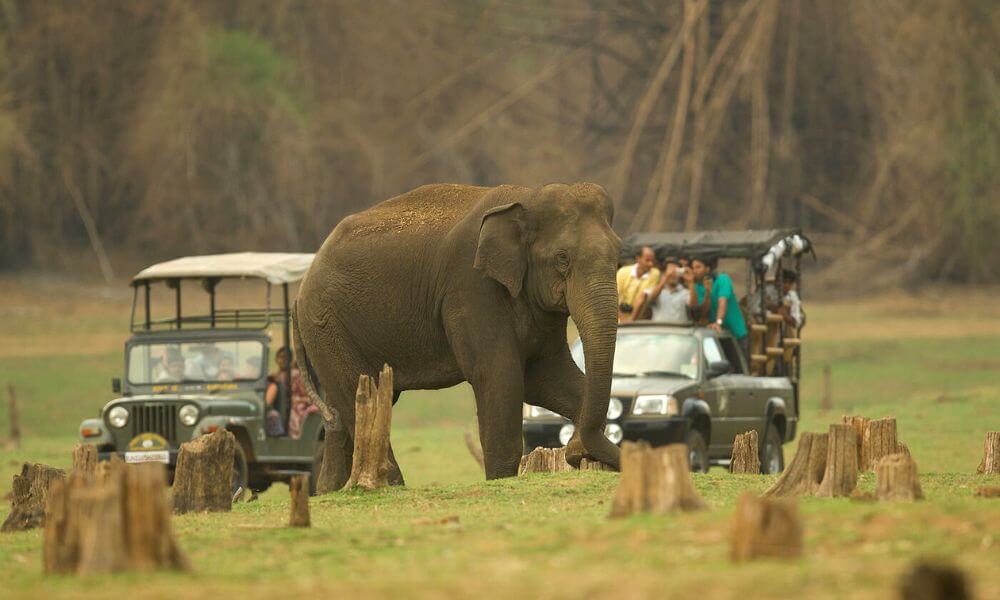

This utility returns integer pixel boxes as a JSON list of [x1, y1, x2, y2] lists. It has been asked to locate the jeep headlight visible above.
[[108, 406, 129, 429], [523, 404, 559, 419], [632, 394, 679, 416], [606, 397, 623, 420], [178, 404, 200, 427]]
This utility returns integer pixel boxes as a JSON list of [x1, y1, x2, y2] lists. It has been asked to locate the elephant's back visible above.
[[339, 183, 492, 241]]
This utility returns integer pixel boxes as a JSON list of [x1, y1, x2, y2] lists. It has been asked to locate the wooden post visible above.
[[862, 417, 899, 471], [464, 429, 485, 471], [978, 431, 999, 475], [6, 384, 20, 450], [343, 364, 394, 491], [820, 365, 832, 411], [764, 432, 828, 497], [288, 474, 311, 528], [730, 492, 803, 561], [816, 424, 858, 497], [875, 453, 924, 501], [610, 442, 706, 517], [519, 447, 572, 474], [2, 463, 67, 532], [172, 429, 235, 514], [44, 462, 187, 574], [72, 443, 98, 476], [730, 430, 761, 474]]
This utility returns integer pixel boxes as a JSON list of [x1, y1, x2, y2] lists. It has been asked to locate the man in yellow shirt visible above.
[[616, 246, 660, 323]]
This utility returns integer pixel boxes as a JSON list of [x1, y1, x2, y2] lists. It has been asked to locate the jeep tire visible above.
[[686, 429, 709, 473], [760, 423, 785, 474], [232, 443, 249, 497]]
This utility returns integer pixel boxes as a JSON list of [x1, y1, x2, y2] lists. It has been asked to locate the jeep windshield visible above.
[[127, 340, 266, 384], [571, 332, 699, 379]]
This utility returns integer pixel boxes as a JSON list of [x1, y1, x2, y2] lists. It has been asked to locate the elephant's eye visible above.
[[555, 250, 570, 272]]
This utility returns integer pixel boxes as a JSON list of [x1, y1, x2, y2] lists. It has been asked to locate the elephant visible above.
[[293, 182, 621, 483]]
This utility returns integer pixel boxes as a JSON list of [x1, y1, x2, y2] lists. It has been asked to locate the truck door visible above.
[[700, 336, 752, 455], [717, 335, 766, 444]]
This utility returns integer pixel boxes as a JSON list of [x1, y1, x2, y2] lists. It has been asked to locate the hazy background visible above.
[[0, 0, 996, 289]]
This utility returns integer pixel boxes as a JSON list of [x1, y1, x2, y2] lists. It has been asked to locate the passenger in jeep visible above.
[[155, 347, 186, 382]]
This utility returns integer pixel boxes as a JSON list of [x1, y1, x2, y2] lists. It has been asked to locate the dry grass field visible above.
[[0, 276, 998, 599]]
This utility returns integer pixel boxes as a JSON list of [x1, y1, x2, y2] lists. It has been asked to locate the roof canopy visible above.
[[621, 229, 802, 261], [132, 252, 315, 285]]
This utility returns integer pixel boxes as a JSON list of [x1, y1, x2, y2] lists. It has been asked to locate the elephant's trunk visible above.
[[566, 269, 621, 470]]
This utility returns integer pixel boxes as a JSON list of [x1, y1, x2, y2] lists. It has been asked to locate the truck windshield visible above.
[[128, 340, 266, 384], [571, 332, 698, 379]]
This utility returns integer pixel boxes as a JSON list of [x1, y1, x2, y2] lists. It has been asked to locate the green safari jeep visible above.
[[77, 252, 325, 495]]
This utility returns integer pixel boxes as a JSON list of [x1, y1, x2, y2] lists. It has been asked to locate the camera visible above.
[[619, 303, 633, 314]]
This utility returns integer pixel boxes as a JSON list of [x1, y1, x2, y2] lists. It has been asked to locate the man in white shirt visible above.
[[779, 269, 804, 330], [647, 260, 692, 324]]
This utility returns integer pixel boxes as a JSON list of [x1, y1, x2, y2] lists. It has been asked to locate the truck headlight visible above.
[[606, 397, 623, 420], [108, 406, 129, 428], [633, 394, 679, 416], [523, 404, 559, 419], [604, 423, 623, 444], [178, 404, 200, 426]]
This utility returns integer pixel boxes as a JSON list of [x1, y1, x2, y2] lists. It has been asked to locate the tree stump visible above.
[[973, 486, 1000, 498], [730, 492, 803, 561], [610, 442, 706, 517], [72, 443, 98, 476], [764, 432, 828, 497], [816, 424, 857, 497], [519, 447, 572, 474], [44, 463, 187, 574], [862, 417, 898, 471], [730, 430, 760, 474], [841, 415, 869, 469], [896, 441, 911, 457], [343, 364, 394, 491], [288, 474, 311, 528], [1, 463, 66, 532], [579, 458, 612, 471], [899, 561, 970, 600], [875, 453, 924, 501], [172, 429, 235, 514], [977, 431, 999, 475]]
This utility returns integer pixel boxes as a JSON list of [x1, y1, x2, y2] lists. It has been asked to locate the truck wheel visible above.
[[232, 443, 249, 497], [685, 429, 709, 473], [760, 424, 785, 474]]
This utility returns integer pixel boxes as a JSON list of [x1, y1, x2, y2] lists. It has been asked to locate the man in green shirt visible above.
[[691, 257, 748, 340]]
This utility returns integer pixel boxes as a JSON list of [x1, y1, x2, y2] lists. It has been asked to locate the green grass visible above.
[[0, 288, 998, 598]]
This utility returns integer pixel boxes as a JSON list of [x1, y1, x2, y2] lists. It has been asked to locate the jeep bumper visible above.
[[523, 417, 689, 452]]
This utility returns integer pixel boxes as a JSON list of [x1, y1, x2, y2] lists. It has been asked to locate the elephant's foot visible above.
[[565, 437, 586, 468]]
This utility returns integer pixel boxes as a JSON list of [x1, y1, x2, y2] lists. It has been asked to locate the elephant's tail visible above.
[[292, 300, 336, 426]]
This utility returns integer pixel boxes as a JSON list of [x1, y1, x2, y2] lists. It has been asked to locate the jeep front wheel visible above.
[[685, 429, 709, 473], [232, 443, 249, 496], [760, 424, 785, 474]]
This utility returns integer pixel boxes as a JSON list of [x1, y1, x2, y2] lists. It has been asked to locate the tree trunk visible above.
[[862, 417, 898, 471], [343, 365, 394, 491], [288, 474, 311, 528], [841, 415, 869, 469], [816, 424, 858, 497], [316, 421, 350, 494], [764, 432, 827, 497], [978, 431, 999, 475], [610, 442, 706, 517], [730, 430, 760, 474], [730, 492, 803, 561], [72, 443, 98, 476], [172, 429, 235, 514], [2, 463, 66, 532], [44, 463, 187, 575], [875, 453, 924, 501], [519, 447, 572, 474]]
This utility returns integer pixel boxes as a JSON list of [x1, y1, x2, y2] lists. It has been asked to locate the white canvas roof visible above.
[[132, 252, 315, 285]]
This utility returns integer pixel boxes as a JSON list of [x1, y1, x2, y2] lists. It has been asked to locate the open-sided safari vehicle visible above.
[[78, 252, 321, 494], [523, 229, 812, 473]]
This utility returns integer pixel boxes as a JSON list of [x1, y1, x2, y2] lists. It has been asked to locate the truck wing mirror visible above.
[[706, 360, 731, 379], [111, 377, 122, 394]]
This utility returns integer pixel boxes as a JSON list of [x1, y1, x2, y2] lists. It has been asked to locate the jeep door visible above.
[[700, 336, 758, 456]]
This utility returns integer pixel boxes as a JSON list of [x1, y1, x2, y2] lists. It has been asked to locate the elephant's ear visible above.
[[474, 202, 526, 298]]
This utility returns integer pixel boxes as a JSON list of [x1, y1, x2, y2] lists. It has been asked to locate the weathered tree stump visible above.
[[764, 432, 828, 497], [344, 364, 394, 491], [816, 424, 857, 497], [610, 442, 706, 517], [1, 463, 66, 532], [862, 417, 898, 471], [896, 441, 911, 457], [44, 462, 187, 574], [730, 492, 803, 561], [841, 415, 869, 469], [288, 474, 311, 528], [519, 447, 572, 474], [72, 443, 98, 476], [464, 429, 485, 471], [899, 561, 970, 600], [730, 430, 760, 474], [172, 429, 235, 514], [579, 458, 612, 471], [875, 453, 924, 501], [977, 431, 999, 475]]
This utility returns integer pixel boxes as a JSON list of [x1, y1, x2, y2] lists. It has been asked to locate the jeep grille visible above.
[[132, 405, 177, 441]]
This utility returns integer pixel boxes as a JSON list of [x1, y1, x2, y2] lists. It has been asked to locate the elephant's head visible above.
[[474, 183, 621, 470]]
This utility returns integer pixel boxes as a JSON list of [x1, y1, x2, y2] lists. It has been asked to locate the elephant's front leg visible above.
[[471, 371, 526, 479], [524, 347, 592, 467]]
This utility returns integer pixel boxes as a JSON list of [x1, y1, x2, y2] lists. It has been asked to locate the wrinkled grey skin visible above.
[[293, 183, 621, 483]]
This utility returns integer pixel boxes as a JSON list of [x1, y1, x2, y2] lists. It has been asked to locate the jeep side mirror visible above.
[[111, 377, 121, 394], [706, 360, 731, 378]]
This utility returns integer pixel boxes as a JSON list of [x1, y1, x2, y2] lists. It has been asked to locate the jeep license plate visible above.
[[124, 451, 169, 464]]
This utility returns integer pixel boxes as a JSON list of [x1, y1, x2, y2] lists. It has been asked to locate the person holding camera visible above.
[[616, 246, 660, 323], [646, 258, 693, 324]]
